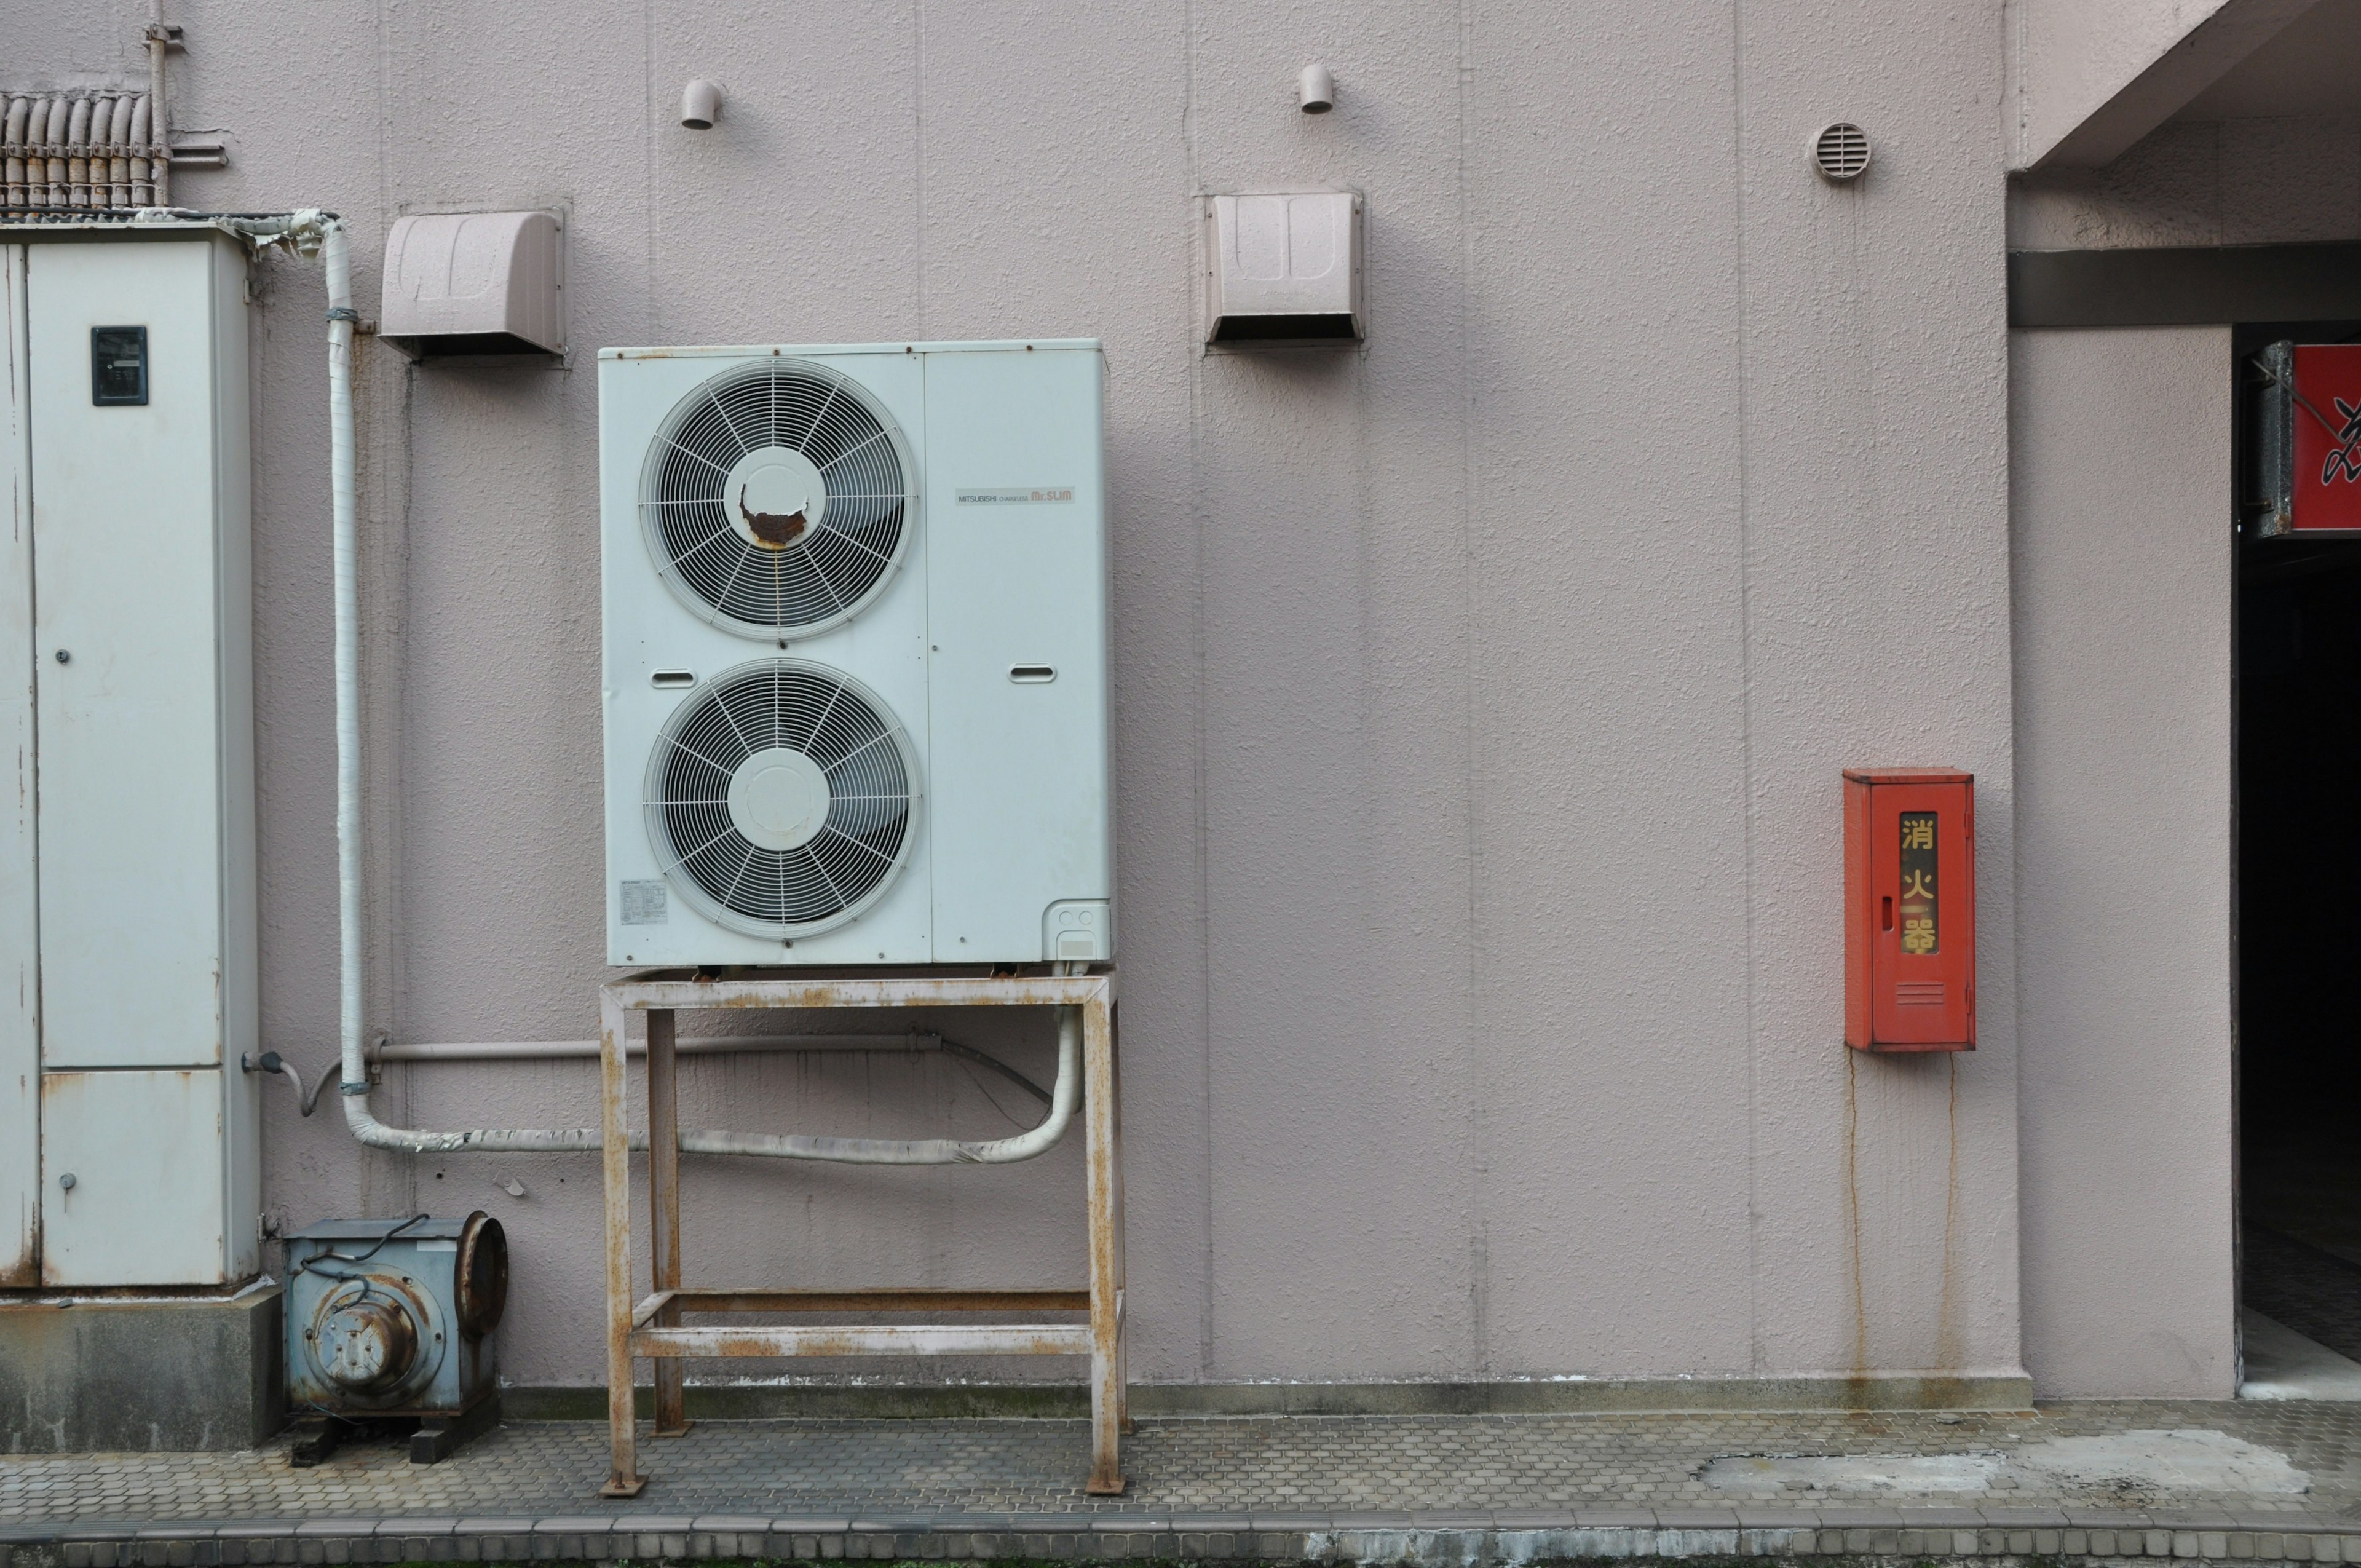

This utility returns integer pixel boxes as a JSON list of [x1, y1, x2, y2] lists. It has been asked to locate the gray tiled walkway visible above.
[[13, 1403, 2361, 1562]]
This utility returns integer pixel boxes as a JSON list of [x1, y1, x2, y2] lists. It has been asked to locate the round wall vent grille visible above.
[[645, 660, 919, 937], [1811, 122, 1871, 182], [639, 360, 914, 640]]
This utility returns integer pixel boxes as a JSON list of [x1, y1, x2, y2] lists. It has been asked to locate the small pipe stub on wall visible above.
[[681, 80, 724, 129], [1299, 64, 1335, 114]]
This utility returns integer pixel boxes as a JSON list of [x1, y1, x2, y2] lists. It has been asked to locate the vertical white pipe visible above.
[[3, 98, 28, 208], [146, 18, 168, 207], [106, 96, 132, 208], [42, 98, 69, 208], [127, 97, 151, 207], [318, 219, 367, 1139], [64, 98, 90, 208]]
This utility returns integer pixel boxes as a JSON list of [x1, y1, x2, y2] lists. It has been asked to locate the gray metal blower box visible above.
[[285, 1214, 505, 1423]]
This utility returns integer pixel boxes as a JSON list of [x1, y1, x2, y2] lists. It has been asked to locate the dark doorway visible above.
[[2237, 325, 2361, 1386]]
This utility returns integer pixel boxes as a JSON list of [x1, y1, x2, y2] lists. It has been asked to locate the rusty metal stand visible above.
[[598, 968, 1125, 1499]]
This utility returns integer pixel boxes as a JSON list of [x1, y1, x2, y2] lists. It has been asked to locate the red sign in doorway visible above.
[[2290, 345, 2361, 531], [2260, 342, 2361, 536]]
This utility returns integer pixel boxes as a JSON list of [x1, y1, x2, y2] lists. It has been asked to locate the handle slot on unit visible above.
[[651, 670, 696, 689], [1010, 665, 1056, 684]]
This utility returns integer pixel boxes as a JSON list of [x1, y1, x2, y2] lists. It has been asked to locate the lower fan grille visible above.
[[644, 660, 918, 936]]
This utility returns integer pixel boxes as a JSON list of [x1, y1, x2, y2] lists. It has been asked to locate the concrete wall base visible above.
[[0, 1286, 285, 1452], [507, 1370, 2034, 1421]]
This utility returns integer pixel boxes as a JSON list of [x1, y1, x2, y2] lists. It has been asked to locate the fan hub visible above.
[[725, 446, 828, 552], [727, 746, 831, 851]]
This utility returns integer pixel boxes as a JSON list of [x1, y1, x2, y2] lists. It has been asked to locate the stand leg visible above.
[[647, 1008, 689, 1438], [1082, 993, 1126, 1495], [1112, 1016, 1132, 1436], [599, 988, 646, 1498]]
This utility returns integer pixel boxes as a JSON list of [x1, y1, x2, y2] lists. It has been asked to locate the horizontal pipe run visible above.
[[307, 1005, 1081, 1164], [371, 1033, 944, 1061], [358, 1030, 1053, 1107]]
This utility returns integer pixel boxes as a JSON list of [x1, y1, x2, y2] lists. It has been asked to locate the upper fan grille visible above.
[[640, 360, 914, 638], [645, 660, 919, 936]]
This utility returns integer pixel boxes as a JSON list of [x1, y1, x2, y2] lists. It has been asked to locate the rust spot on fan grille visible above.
[[738, 490, 807, 549]]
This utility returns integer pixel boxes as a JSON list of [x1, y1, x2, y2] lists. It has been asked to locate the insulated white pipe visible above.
[[372, 1032, 944, 1062], [4, 98, 29, 206], [106, 96, 133, 208], [678, 1010, 1080, 1164], [321, 1009, 1078, 1162], [310, 214, 548, 1157], [328, 1010, 1078, 1162], [42, 98, 68, 207], [63, 98, 90, 207], [318, 213, 381, 1147], [144, 14, 168, 206], [2, 93, 156, 210], [365, 1032, 1053, 1107], [127, 97, 151, 206]]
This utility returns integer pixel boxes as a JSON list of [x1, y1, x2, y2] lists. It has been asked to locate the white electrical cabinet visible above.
[[0, 226, 259, 1288]]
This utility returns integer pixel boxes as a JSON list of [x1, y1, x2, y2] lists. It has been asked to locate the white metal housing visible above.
[[599, 340, 1113, 967], [1204, 191, 1364, 346], [0, 226, 260, 1288]]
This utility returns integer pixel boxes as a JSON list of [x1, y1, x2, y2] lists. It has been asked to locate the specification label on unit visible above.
[[620, 880, 669, 925], [955, 487, 1074, 505]]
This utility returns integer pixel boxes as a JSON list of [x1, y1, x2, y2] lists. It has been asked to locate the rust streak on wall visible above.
[[1844, 1046, 1866, 1380], [1935, 1052, 1963, 1372]]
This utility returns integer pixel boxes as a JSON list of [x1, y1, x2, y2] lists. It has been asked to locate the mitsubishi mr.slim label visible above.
[[955, 487, 1075, 505]]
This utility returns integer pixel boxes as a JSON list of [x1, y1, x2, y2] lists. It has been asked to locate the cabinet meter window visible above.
[[90, 325, 147, 406], [1898, 811, 1938, 954]]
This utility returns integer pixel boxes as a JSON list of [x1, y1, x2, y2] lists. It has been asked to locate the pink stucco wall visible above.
[[4, 0, 2037, 1396], [2010, 325, 2237, 1398]]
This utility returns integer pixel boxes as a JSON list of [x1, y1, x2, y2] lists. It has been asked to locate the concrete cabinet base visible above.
[[0, 1286, 283, 1451]]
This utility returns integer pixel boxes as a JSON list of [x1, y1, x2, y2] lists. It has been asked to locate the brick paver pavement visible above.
[[11, 1401, 2361, 1562]]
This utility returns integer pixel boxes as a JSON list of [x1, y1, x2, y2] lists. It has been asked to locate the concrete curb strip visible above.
[[7, 1513, 2361, 1566]]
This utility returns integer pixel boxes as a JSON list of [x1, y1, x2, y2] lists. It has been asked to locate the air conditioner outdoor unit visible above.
[[599, 341, 1113, 966]]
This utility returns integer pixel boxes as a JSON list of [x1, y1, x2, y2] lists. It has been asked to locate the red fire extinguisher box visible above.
[[1844, 769, 1975, 1053]]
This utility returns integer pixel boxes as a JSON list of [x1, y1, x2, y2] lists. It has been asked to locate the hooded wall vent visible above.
[[1204, 191, 1364, 347], [380, 210, 563, 358]]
